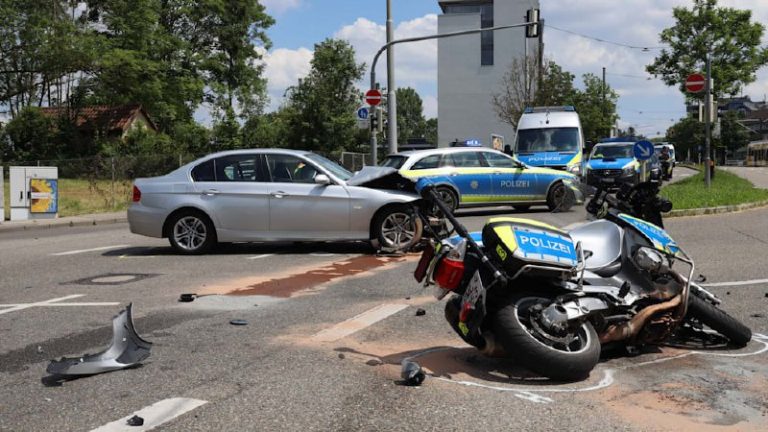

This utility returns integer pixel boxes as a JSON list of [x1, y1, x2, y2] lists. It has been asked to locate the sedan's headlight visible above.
[[568, 165, 581, 175], [622, 167, 636, 176]]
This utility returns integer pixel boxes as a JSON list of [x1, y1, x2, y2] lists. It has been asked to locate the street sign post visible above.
[[356, 106, 370, 129], [685, 73, 706, 94], [365, 89, 382, 106]]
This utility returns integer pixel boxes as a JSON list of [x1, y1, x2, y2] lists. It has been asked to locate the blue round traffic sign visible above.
[[633, 140, 655, 161], [356, 107, 369, 120]]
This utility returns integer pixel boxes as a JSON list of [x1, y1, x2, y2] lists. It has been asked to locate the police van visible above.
[[514, 106, 585, 176]]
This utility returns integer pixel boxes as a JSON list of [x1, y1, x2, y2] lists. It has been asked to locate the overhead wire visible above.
[[547, 24, 666, 51]]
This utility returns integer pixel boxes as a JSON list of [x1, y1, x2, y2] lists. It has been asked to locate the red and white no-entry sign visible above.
[[685, 73, 706, 93], [365, 89, 382, 106]]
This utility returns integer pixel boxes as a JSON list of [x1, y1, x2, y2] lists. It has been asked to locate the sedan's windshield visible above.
[[590, 144, 634, 160], [304, 153, 353, 181], [516, 127, 580, 153]]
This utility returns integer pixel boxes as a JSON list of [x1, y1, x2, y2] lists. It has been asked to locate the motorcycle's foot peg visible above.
[[618, 281, 631, 298]]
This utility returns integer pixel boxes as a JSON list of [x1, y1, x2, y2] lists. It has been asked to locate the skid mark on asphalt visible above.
[[199, 254, 412, 298]]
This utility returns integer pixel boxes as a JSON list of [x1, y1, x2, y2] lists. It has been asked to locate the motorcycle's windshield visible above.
[[617, 213, 680, 256]]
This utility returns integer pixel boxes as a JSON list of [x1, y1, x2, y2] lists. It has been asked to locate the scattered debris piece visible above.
[[37, 346, 43, 353], [405, 296, 411, 300], [229, 319, 248, 326], [366, 359, 383, 366], [400, 359, 426, 386], [415, 308, 426, 316], [46, 304, 152, 376], [751, 313, 765, 318], [764, 293, 768, 298], [338, 353, 345, 360], [726, 291, 731, 296], [179, 293, 197, 302], [126, 415, 144, 426], [695, 274, 707, 283]]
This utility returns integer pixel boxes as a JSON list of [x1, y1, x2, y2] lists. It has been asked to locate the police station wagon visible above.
[[382, 148, 583, 212]]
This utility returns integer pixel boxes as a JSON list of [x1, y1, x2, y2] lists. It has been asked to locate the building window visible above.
[[444, 2, 494, 66]]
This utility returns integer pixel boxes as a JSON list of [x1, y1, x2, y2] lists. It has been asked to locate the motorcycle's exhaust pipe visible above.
[[599, 294, 682, 344]]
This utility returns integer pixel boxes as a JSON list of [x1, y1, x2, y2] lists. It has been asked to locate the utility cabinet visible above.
[[9, 166, 59, 221]]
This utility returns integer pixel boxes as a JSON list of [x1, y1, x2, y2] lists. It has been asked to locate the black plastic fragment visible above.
[[127, 415, 144, 426], [415, 308, 426, 316], [179, 293, 197, 302], [230, 319, 248, 326]]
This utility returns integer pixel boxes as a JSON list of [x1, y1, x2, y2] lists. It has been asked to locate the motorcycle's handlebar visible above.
[[419, 183, 507, 285]]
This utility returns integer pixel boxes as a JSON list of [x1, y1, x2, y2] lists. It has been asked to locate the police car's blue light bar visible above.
[[523, 106, 576, 113]]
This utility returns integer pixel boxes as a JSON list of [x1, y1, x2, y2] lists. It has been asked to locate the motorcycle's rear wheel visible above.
[[494, 294, 600, 381], [688, 295, 752, 347]]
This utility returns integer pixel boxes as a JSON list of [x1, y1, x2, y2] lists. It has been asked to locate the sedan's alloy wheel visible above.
[[173, 216, 208, 251], [380, 212, 416, 249]]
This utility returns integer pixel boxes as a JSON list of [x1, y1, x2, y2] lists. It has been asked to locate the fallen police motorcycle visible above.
[[413, 181, 751, 381]]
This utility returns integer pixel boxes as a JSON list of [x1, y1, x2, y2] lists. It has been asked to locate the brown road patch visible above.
[[197, 254, 417, 298]]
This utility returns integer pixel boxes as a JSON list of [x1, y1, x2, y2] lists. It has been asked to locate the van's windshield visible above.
[[516, 127, 580, 153]]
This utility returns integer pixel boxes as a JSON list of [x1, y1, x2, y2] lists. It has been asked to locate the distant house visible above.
[[39, 104, 158, 140]]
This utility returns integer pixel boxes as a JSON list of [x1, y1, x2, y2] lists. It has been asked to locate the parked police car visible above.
[[383, 147, 583, 212], [584, 139, 661, 188]]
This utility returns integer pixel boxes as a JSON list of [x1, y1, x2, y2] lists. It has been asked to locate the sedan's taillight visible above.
[[132, 185, 141, 202]]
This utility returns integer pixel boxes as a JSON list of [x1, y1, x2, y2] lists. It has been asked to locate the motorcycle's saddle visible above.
[[568, 220, 623, 278]]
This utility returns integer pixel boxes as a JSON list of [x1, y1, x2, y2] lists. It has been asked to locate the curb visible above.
[[665, 200, 768, 218], [0, 214, 127, 234]]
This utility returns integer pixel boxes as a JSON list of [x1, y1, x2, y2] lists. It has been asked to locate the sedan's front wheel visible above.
[[168, 210, 217, 255], [372, 205, 423, 253]]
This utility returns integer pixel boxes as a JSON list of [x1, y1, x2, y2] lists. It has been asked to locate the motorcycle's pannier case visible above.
[[481, 218, 578, 279]]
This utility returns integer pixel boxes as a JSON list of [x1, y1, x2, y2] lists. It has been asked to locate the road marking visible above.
[[311, 303, 409, 342], [90, 397, 208, 432], [701, 278, 768, 287], [0, 302, 120, 307], [52, 244, 129, 256], [0, 294, 84, 316], [247, 254, 274, 260]]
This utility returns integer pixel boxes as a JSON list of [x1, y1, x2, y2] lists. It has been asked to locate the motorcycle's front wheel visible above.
[[494, 294, 600, 381], [688, 295, 752, 347]]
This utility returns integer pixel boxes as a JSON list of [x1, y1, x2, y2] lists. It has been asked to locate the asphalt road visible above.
[[1, 199, 767, 431]]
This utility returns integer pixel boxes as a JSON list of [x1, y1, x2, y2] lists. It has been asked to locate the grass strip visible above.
[[661, 168, 768, 210]]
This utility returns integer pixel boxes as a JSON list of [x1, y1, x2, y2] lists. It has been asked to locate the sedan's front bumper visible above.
[[586, 170, 636, 189]]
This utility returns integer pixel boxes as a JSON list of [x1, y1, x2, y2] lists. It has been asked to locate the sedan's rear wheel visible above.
[[372, 205, 423, 252], [168, 210, 217, 255]]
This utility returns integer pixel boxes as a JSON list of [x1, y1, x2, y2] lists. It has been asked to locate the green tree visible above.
[[493, 57, 578, 129], [647, 0, 768, 99], [574, 73, 619, 143], [283, 39, 365, 154], [2, 107, 56, 161], [667, 117, 706, 157], [396, 87, 426, 142], [718, 111, 751, 154], [424, 118, 438, 145]]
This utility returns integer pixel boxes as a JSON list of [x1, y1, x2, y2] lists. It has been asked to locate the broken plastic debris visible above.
[[179, 293, 197, 302], [415, 308, 426, 316], [126, 415, 144, 426], [46, 303, 152, 376], [400, 359, 426, 386], [229, 319, 248, 326]]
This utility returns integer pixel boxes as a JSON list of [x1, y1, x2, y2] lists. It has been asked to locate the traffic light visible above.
[[526, 9, 539, 38]]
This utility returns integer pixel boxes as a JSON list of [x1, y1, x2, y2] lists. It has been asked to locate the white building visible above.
[[438, 0, 540, 148]]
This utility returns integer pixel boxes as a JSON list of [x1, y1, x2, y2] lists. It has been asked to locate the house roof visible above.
[[39, 104, 158, 132]]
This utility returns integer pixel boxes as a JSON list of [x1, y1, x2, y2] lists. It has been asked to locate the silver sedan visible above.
[[128, 149, 423, 254]]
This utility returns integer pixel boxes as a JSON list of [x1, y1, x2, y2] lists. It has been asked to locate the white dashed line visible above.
[[90, 397, 208, 432], [247, 254, 275, 260], [311, 303, 409, 343], [0, 294, 84, 316], [51, 245, 129, 256], [701, 278, 768, 287]]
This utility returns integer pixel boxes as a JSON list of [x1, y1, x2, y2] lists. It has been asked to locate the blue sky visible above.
[[254, 0, 768, 138]]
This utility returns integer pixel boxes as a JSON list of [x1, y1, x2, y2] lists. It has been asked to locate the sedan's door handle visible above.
[[202, 189, 220, 196], [270, 191, 290, 198]]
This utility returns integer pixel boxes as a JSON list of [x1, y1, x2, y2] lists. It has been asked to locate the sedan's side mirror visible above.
[[315, 174, 331, 185]]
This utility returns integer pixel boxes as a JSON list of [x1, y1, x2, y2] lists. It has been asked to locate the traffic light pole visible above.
[[369, 20, 535, 165]]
